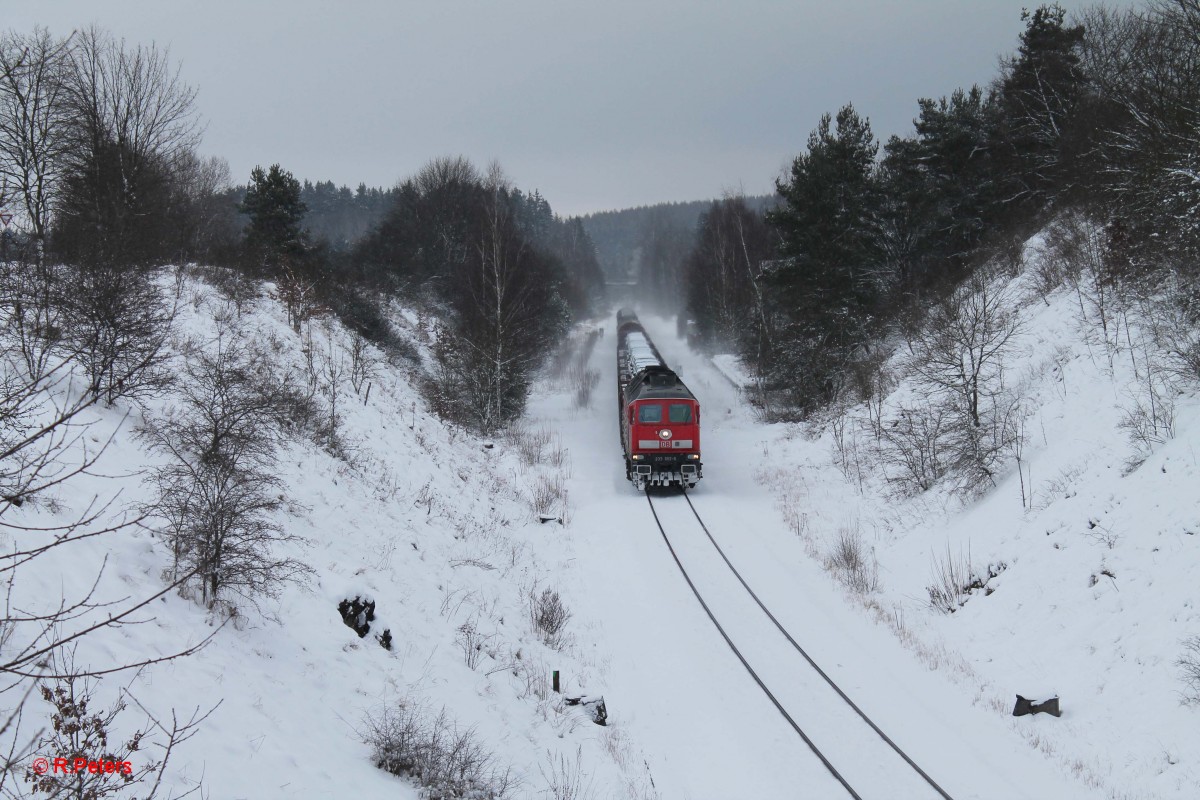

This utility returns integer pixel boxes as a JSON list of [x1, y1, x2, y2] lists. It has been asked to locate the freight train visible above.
[[616, 309, 702, 490]]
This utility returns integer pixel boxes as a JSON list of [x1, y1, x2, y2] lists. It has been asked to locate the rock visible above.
[[1013, 694, 1061, 717], [337, 596, 375, 638], [565, 694, 607, 726]]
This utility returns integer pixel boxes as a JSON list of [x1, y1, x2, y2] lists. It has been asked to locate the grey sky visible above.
[[5, 0, 1126, 216]]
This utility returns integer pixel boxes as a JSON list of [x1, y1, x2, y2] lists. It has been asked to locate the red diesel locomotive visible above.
[[616, 309, 702, 490]]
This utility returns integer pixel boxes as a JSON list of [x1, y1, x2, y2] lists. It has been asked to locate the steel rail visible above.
[[682, 492, 956, 800], [645, 493, 863, 800]]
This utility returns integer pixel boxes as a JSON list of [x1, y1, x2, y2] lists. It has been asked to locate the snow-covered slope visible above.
[[4, 271, 648, 799], [729, 246, 1200, 799], [9, 246, 1197, 800]]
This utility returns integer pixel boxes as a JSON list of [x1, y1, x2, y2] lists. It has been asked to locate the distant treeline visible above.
[[580, 196, 776, 286], [298, 181, 395, 248], [203, 181, 397, 253]]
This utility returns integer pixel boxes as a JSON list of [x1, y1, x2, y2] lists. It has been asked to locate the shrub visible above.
[[1179, 636, 1200, 705], [823, 524, 879, 594], [530, 587, 572, 649], [456, 620, 491, 670], [927, 546, 973, 614], [540, 746, 595, 800], [528, 474, 568, 523], [927, 545, 1006, 613], [508, 424, 560, 466], [1118, 373, 1176, 470], [570, 366, 600, 409], [361, 699, 515, 799], [24, 671, 208, 799], [139, 326, 310, 609], [878, 403, 951, 495]]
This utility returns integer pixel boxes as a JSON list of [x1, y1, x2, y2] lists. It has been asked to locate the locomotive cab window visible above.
[[637, 404, 662, 424], [668, 403, 693, 424]]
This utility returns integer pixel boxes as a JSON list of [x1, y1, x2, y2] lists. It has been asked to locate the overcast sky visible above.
[[6, 0, 1133, 216]]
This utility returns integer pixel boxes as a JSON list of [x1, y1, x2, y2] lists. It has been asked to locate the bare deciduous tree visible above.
[[891, 278, 1025, 494], [348, 333, 376, 399], [54, 26, 199, 269], [1, 309, 216, 784], [0, 27, 222, 791], [422, 160, 565, 433], [0, 28, 72, 264], [308, 321, 348, 450], [0, 258, 63, 385], [909, 279, 1022, 430], [60, 264, 175, 405], [877, 402, 952, 495], [276, 263, 322, 334], [682, 195, 777, 405], [139, 326, 309, 609], [473, 163, 535, 430], [172, 151, 238, 266]]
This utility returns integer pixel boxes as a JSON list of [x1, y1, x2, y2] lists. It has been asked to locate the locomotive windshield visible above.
[[668, 403, 693, 423], [638, 404, 662, 424]]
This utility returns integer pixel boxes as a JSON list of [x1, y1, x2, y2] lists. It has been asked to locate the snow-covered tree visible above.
[[139, 326, 309, 609], [767, 104, 884, 411], [992, 4, 1087, 216]]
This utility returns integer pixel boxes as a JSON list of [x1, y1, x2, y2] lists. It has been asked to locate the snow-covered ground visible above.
[[4, 274, 643, 798], [538, 310, 1111, 800], [6, 249, 1198, 799], [570, 260, 1198, 798]]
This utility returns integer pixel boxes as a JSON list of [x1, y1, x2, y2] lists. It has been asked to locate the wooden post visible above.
[[552, 670, 560, 693]]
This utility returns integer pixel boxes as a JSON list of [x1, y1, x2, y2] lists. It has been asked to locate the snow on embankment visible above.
[[2, 268, 643, 799], [756, 235, 1200, 800], [710, 353, 753, 391]]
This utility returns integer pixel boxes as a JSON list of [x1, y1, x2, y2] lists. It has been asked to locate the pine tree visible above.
[[240, 163, 307, 273], [881, 87, 997, 294], [992, 4, 1087, 217], [767, 104, 883, 409]]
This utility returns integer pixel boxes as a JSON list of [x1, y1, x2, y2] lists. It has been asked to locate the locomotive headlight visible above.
[[659, 429, 672, 440], [689, 454, 701, 459], [631, 454, 645, 461]]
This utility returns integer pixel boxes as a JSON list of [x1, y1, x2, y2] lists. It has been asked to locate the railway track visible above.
[[645, 491, 958, 800]]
